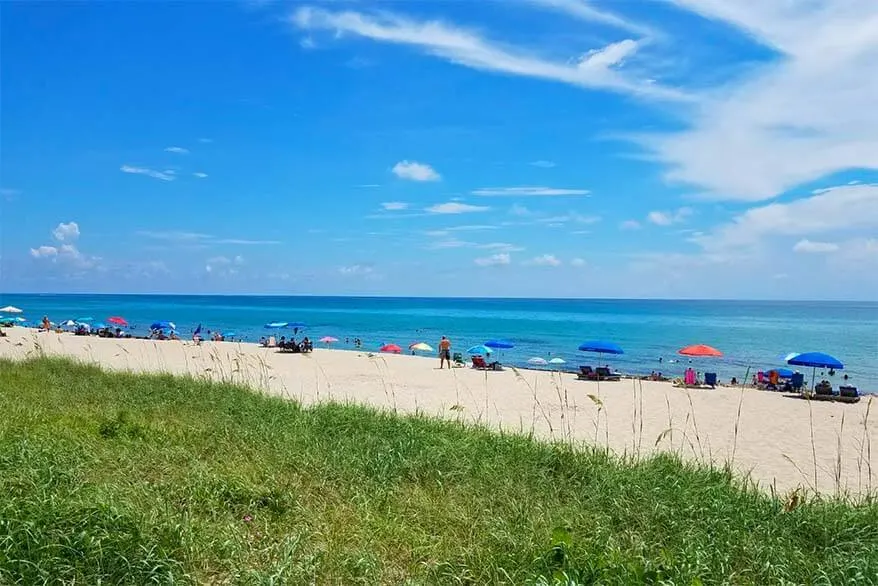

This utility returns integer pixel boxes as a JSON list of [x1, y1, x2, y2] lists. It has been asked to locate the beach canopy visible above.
[[578, 341, 624, 355], [787, 352, 843, 370], [410, 342, 434, 352], [107, 316, 128, 327], [93, 322, 109, 329], [678, 344, 723, 357], [485, 339, 514, 349], [549, 357, 566, 364], [467, 345, 493, 355], [380, 343, 402, 354], [320, 336, 339, 344], [0, 306, 23, 314], [771, 367, 795, 378], [61, 319, 77, 327], [151, 320, 176, 330], [528, 357, 548, 365]]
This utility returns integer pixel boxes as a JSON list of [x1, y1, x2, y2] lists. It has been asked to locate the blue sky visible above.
[[2, 0, 877, 299]]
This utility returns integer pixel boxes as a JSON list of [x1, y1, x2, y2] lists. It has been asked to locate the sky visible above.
[[1, 0, 877, 299]]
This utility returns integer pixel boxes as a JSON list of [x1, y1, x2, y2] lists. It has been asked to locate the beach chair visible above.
[[267, 336, 277, 348], [452, 352, 465, 367], [815, 381, 834, 396], [839, 385, 859, 398], [595, 367, 621, 381], [577, 366, 596, 380], [704, 372, 717, 388], [790, 373, 805, 391]]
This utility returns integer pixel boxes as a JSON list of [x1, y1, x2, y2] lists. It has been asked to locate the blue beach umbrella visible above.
[[264, 322, 289, 329], [467, 345, 493, 355], [485, 339, 514, 349], [773, 367, 795, 378], [151, 320, 176, 330], [92, 322, 108, 329], [578, 340, 624, 355], [788, 351, 844, 390]]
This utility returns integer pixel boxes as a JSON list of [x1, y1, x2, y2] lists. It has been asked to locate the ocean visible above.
[[2, 294, 877, 391]]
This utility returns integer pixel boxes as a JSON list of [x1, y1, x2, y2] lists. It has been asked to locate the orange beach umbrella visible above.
[[678, 344, 723, 357]]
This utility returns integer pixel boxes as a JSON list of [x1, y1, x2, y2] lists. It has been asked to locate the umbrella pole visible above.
[[811, 367, 816, 393]]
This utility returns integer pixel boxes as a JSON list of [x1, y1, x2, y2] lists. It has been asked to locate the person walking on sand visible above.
[[438, 335, 452, 369]]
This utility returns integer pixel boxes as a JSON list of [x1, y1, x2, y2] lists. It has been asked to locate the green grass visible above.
[[1, 357, 877, 584]]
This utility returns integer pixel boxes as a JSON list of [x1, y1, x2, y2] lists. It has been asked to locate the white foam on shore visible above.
[[2, 327, 875, 496]]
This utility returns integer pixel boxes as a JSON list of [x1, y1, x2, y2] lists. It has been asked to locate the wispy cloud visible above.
[[480, 242, 525, 253], [529, 160, 556, 168], [571, 258, 587, 267], [620, 219, 642, 230], [793, 239, 839, 254], [164, 146, 189, 154], [644, 0, 878, 200], [428, 238, 472, 250], [291, 7, 685, 100], [392, 160, 441, 181], [198, 138, 213, 144], [425, 202, 490, 214], [339, 264, 375, 276], [121, 165, 176, 181], [474, 253, 511, 267], [381, 202, 408, 211], [647, 207, 692, 226], [137, 230, 280, 245], [522, 0, 654, 36], [193, 172, 208, 179], [472, 186, 590, 197]]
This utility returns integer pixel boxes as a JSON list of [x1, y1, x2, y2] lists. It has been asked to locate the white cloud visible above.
[[206, 255, 244, 274], [164, 146, 189, 154], [647, 207, 692, 226], [474, 253, 511, 267], [535, 213, 600, 225], [198, 138, 213, 144], [137, 230, 280, 245], [193, 172, 208, 178], [425, 202, 490, 214], [620, 219, 641, 230], [300, 36, 316, 49], [530, 160, 556, 168], [479, 242, 525, 253], [339, 264, 375, 275], [571, 257, 587, 267], [793, 239, 840, 254], [472, 186, 590, 197], [30, 245, 58, 258], [522, 0, 653, 36], [429, 239, 472, 249], [121, 165, 175, 181], [392, 160, 441, 181], [52, 221, 80, 242], [291, 7, 685, 100], [445, 224, 497, 232], [645, 1, 878, 200], [424, 230, 449, 237], [694, 184, 878, 254], [381, 202, 408, 211], [527, 254, 562, 267]]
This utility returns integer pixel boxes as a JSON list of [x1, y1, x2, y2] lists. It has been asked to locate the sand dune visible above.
[[2, 328, 875, 496]]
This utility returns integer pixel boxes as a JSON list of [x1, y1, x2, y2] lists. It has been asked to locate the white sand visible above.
[[2, 328, 875, 496]]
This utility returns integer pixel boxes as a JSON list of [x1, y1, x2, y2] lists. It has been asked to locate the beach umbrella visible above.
[[380, 343, 402, 354], [93, 322, 109, 329], [0, 306, 23, 314], [788, 352, 844, 390], [223, 331, 236, 338], [578, 340, 624, 355], [485, 339, 514, 349], [107, 316, 128, 327], [264, 322, 289, 329], [61, 319, 77, 327], [780, 352, 801, 362], [528, 357, 548, 366], [320, 336, 339, 344], [13, 317, 27, 323], [467, 345, 493, 355], [410, 342, 434, 352], [151, 320, 175, 330], [773, 367, 795, 379], [549, 357, 566, 365], [678, 344, 723, 357], [76, 317, 94, 323]]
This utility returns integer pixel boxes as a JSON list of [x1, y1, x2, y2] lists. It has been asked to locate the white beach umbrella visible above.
[[0, 306, 23, 314], [548, 357, 566, 365], [527, 357, 548, 365]]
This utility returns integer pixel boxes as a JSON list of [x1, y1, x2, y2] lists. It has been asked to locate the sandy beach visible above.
[[2, 327, 875, 496]]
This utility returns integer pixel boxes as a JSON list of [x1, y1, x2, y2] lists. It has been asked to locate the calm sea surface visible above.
[[3, 294, 877, 391]]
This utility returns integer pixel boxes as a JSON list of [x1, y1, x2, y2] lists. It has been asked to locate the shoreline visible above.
[[2, 327, 876, 496]]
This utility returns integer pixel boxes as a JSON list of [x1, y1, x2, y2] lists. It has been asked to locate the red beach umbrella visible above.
[[678, 344, 723, 357], [380, 344, 402, 354], [107, 316, 129, 327]]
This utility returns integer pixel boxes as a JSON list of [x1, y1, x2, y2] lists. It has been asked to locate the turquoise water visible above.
[[2, 294, 876, 391]]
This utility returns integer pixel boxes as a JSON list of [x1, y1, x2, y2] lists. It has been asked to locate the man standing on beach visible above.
[[439, 335, 452, 369]]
